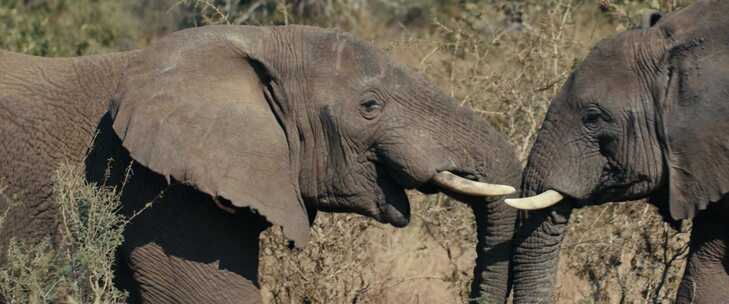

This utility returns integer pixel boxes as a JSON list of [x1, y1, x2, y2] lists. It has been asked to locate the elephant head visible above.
[[505, 1, 729, 302], [108, 25, 521, 301]]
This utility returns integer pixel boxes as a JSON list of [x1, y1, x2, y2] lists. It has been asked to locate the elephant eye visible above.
[[360, 99, 384, 120], [582, 107, 603, 126]]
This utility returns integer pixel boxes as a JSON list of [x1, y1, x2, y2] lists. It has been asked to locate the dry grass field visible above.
[[0, 1, 695, 303]]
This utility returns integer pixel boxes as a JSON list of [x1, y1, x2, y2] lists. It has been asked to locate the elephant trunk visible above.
[[469, 197, 518, 302], [438, 106, 521, 303], [509, 107, 587, 303], [511, 198, 573, 303]]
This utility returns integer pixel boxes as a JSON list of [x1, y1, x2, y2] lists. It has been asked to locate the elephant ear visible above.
[[656, 35, 729, 220], [109, 28, 311, 247]]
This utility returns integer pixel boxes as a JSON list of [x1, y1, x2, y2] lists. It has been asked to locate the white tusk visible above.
[[431, 171, 516, 197], [504, 190, 564, 210]]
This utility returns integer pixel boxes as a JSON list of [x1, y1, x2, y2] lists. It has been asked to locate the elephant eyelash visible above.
[[583, 111, 601, 124], [361, 99, 382, 111], [581, 105, 614, 127], [582, 108, 604, 127], [359, 98, 384, 120]]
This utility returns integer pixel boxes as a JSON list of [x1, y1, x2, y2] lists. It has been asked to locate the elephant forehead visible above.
[[571, 54, 644, 106], [304, 33, 389, 80], [573, 68, 640, 102]]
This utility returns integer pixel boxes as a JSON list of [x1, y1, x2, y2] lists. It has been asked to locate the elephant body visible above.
[[677, 201, 729, 303], [508, 1, 729, 303], [86, 117, 268, 303], [0, 50, 128, 253], [0, 25, 521, 303]]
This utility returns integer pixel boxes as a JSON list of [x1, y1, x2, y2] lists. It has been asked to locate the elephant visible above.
[[0, 25, 522, 303], [503, 1, 729, 303]]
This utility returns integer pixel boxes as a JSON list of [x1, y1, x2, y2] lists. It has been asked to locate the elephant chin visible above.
[[379, 195, 411, 228], [367, 165, 413, 228]]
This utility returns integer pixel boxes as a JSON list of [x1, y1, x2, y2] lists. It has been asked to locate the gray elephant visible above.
[[504, 1, 729, 303], [0, 25, 522, 303]]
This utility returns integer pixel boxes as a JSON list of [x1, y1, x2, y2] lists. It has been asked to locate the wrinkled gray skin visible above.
[[511, 1, 729, 303], [0, 26, 521, 303]]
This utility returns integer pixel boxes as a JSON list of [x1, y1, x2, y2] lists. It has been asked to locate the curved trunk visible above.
[[469, 197, 518, 303], [511, 203, 572, 303], [436, 106, 522, 303], [509, 102, 582, 303]]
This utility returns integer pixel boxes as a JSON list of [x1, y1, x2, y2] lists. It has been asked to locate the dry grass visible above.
[[560, 203, 690, 303], [0, 163, 128, 304], [0, 1, 698, 303]]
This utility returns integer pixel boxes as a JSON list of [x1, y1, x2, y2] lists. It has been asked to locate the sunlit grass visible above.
[[0, 163, 127, 304]]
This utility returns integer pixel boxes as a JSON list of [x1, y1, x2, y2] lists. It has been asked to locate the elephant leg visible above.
[[118, 181, 270, 304], [126, 242, 263, 304], [676, 207, 729, 304], [87, 117, 270, 304]]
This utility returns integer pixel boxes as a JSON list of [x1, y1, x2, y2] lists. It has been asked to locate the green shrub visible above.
[[0, 0, 143, 56]]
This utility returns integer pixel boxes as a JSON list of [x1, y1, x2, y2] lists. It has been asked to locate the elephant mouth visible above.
[[370, 165, 412, 228], [504, 175, 652, 211], [372, 169, 516, 228], [504, 168, 645, 210], [376, 188, 411, 228], [504, 183, 649, 211]]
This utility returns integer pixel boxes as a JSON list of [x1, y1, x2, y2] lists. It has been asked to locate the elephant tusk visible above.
[[431, 171, 516, 197], [504, 190, 564, 210]]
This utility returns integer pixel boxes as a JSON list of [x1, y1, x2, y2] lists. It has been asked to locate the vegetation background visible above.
[[0, 0, 695, 303]]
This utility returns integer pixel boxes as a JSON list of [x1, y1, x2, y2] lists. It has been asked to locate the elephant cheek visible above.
[[321, 161, 411, 227], [339, 172, 411, 228]]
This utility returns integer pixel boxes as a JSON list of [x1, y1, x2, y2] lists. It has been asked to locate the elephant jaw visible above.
[[504, 180, 648, 211], [373, 170, 517, 228], [376, 193, 411, 228]]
